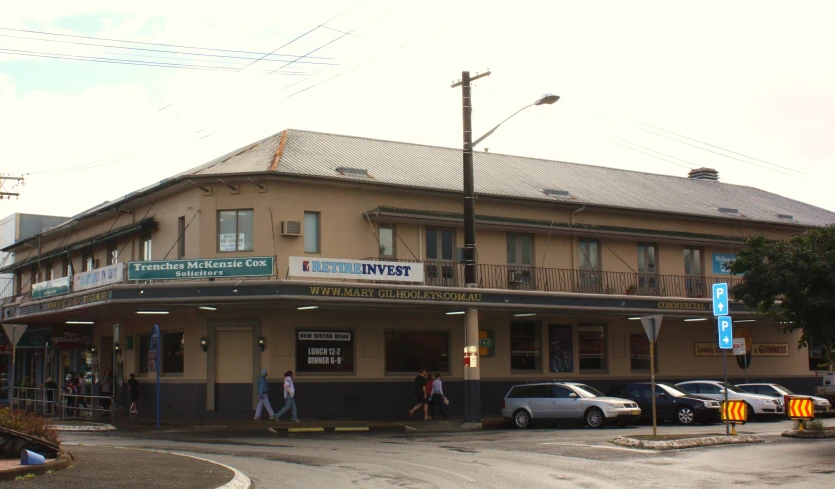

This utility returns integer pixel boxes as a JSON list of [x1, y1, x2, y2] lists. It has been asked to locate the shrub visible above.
[[808, 420, 825, 432], [0, 408, 61, 446]]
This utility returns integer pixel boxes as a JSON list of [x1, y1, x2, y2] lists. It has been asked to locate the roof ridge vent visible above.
[[335, 167, 369, 176], [543, 188, 571, 198], [687, 167, 719, 181]]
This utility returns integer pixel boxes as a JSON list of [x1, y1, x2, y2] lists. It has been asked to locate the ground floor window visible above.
[[579, 325, 607, 372], [138, 334, 149, 375], [296, 330, 355, 373], [809, 343, 825, 371], [629, 334, 657, 372], [511, 322, 541, 372], [385, 331, 449, 374], [137, 331, 184, 375]]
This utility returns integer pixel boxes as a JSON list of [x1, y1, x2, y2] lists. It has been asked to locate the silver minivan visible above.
[[501, 382, 641, 429]]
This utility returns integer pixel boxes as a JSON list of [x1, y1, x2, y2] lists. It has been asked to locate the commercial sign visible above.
[[73, 263, 126, 292], [478, 330, 495, 357], [128, 257, 274, 280], [306, 285, 483, 302], [45, 291, 111, 312], [288, 256, 424, 283], [296, 330, 354, 373], [694, 342, 790, 357], [712, 254, 737, 275], [32, 276, 71, 299]]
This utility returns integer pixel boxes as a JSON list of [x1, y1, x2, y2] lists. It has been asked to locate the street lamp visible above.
[[452, 71, 560, 425]]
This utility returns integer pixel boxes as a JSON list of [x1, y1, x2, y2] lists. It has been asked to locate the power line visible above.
[[0, 33, 341, 66], [612, 138, 696, 169], [0, 27, 337, 59], [265, 30, 355, 77], [638, 122, 822, 179], [610, 139, 693, 170]]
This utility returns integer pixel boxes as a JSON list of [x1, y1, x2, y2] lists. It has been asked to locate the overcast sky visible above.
[[2, 0, 834, 221]]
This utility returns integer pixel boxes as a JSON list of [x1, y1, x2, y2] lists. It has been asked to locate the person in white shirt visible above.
[[430, 372, 448, 419], [274, 370, 299, 422]]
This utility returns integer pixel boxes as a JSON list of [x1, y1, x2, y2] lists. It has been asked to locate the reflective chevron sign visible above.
[[787, 397, 814, 420], [721, 400, 747, 423]]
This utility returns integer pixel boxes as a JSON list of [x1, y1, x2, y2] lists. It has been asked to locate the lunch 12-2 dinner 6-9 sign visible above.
[[296, 331, 354, 373]]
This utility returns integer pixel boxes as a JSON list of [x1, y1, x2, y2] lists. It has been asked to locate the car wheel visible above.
[[676, 406, 695, 425], [513, 409, 532, 429], [585, 408, 605, 429], [745, 403, 755, 422]]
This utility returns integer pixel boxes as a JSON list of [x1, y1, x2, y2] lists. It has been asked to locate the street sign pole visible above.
[[3, 324, 28, 413], [712, 284, 730, 437], [640, 315, 663, 438], [723, 347, 729, 435]]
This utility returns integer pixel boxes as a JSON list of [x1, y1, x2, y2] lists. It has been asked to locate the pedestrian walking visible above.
[[407, 368, 430, 420], [430, 373, 448, 419], [254, 369, 275, 420], [128, 373, 141, 415], [99, 369, 113, 410], [273, 370, 298, 422], [425, 373, 435, 419]]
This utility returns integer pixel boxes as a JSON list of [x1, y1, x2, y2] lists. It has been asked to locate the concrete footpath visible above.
[[0, 445, 251, 488], [104, 415, 510, 436]]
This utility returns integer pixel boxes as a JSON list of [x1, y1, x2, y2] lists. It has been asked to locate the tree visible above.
[[729, 225, 835, 371]]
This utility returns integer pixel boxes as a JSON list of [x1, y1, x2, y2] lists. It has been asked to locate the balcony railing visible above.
[[366, 259, 742, 298]]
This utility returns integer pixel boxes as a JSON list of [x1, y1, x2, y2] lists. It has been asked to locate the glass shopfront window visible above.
[[385, 331, 449, 373]]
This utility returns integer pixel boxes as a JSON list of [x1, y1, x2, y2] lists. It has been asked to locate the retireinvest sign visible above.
[[128, 257, 274, 280], [288, 256, 424, 283]]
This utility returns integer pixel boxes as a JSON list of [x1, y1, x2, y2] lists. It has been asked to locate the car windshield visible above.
[[772, 385, 794, 395], [719, 382, 743, 393], [658, 383, 688, 397], [572, 384, 605, 398]]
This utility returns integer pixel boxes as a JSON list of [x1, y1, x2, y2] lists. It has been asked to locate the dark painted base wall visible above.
[[121, 376, 823, 421]]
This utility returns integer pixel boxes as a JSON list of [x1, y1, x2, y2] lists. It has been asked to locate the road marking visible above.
[[539, 442, 662, 454], [288, 427, 325, 433], [335, 427, 370, 432], [391, 460, 477, 482]]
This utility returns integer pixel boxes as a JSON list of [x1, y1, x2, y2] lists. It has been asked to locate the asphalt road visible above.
[[63, 420, 835, 488]]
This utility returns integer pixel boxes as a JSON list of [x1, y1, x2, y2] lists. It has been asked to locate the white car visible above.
[[676, 381, 783, 420], [738, 383, 831, 415]]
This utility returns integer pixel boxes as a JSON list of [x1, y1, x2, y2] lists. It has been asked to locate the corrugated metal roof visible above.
[[182, 129, 833, 226]]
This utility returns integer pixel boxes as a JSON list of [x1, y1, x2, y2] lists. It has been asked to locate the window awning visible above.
[[0, 218, 158, 273]]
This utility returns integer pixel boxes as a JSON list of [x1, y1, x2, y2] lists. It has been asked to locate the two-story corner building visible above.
[[1, 128, 833, 420]]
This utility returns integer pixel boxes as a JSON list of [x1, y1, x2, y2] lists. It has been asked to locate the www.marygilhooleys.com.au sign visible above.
[[128, 257, 274, 281], [288, 256, 424, 283]]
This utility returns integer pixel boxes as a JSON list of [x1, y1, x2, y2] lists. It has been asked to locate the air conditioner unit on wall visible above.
[[281, 221, 302, 236]]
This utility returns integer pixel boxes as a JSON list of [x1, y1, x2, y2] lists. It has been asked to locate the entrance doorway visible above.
[[214, 328, 255, 411]]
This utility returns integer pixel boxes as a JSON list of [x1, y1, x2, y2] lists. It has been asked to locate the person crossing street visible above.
[[254, 369, 275, 420]]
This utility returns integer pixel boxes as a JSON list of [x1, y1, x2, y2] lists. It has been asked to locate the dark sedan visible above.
[[606, 382, 722, 425]]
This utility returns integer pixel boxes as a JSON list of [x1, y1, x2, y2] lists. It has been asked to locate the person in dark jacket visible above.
[[128, 373, 141, 415]]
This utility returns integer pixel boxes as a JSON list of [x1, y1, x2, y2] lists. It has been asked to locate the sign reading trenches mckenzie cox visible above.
[[128, 257, 274, 280]]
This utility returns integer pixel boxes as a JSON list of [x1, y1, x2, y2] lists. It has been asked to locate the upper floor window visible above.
[[684, 247, 702, 276], [507, 234, 533, 267], [218, 210, 254, 252], [177, 216, 186, 259], [63, 256, 71, 278], [107, 243, 119, 266], [82, 253, 95, 272], [141, 235, 152, 261], [637, 243, 657, 274], [378, 225, 395, 259], [304, 211, 320, 253], [426, 228, 454, 261], [46, 262, 55, 281], [578, 239, 600, 270]]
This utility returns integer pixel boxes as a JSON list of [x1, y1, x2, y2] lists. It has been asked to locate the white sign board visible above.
[[219, 233, 237, 252], [288, 257, 425, 283], [73, 262, 126, 292], [733, 337, 746, 356], [640, 315, 663, 343]]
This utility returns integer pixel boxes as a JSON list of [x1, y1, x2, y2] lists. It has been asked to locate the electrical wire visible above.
[[612, 138, 697, 169], [610, 139, 694, 171]]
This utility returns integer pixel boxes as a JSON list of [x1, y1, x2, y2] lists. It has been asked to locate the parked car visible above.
[[501, 382, 641, 429], [675, 381, 783, 420], [738, 383, 831, 415], [606, 382, 722, 425], [814, 373, 835, 405]]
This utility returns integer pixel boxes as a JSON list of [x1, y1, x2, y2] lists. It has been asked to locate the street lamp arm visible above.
[[471, 104, 534, 149]]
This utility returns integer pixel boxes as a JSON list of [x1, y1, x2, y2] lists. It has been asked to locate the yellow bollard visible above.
[[798, 420, 805, 431], [730, 423, 737, 436]]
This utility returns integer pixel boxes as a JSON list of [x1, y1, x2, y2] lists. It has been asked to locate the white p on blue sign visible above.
[[717, 316, 733, 349], [712, 283, 728, 316]]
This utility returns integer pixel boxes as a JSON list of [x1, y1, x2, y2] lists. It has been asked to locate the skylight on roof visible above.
[[776, 213, 795, 221], [335, 167, 369, 176], [543, 189, 571, 198], [717, 207, 740, 215]]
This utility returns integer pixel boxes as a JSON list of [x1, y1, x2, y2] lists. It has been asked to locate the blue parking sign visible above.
[[717, 316, 733, 349], [712, 283, 728, 316]]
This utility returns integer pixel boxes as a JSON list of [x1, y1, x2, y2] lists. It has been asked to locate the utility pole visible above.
[[0, 175, 24, 200], [452, 70, 490, 426]]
